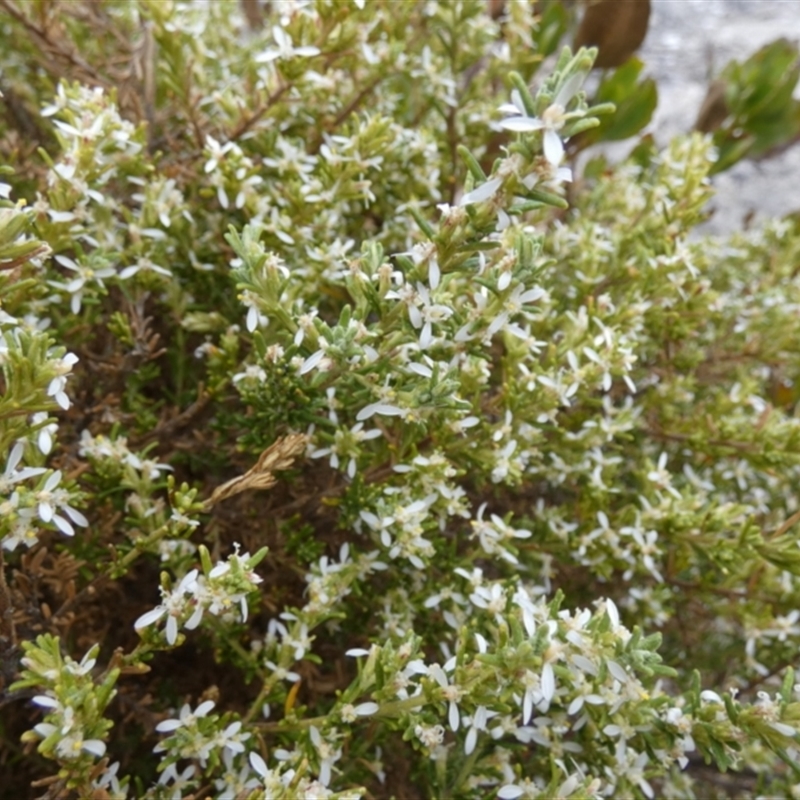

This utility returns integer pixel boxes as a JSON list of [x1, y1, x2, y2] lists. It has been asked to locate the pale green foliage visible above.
[[3, 2, 800, 799]]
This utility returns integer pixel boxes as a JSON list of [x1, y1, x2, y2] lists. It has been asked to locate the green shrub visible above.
[[2, 2, 800, 798]]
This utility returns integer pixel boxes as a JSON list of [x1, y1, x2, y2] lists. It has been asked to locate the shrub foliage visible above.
[[2, 2, 800, 798]]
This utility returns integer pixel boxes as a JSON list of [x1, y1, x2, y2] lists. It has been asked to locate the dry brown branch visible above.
[[133, 387, 212, 447], [0, 243, 52, 272], [0, 0, 111, 88], [204, 433, 308, 509], [0, 549, 16, 664], [240, 0, 265, 32], [229, 82, 292, 142]]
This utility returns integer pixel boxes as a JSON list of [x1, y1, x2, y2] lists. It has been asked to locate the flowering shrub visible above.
[[2, 2, 800, 798]]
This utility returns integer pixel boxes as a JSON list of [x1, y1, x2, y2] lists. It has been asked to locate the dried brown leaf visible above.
[[574, 0, 651, 70], [205, 433, 308, 508]]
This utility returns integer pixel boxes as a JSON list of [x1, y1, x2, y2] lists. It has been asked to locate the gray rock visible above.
[[593, 0, 800, 235]]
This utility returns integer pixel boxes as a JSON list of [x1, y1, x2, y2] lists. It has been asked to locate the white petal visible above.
[[460, 177, 502, 205], [255, 50, 281, 63], [155, 718, 181, 732], [7, 441, 23, 472], [420, 322, 433, 349], [408, 362, 433, 378], [523, 688, 535, 725], [272, 25, 290, 48], [571, 654, 598, 675], [196, 699, 215, 717], [319, 759, 331, 786], [166, 615, 178, 645], [543, 129, 565, 166], [770, 721, 797, 737], [64, 506, 88, 526], [607, 659, 628, 683], [209, 562, 229, 579], [249, 751, 268, 777], [429, 259, 440, 290], [555, 72, 584, 107], [497, 787, 525, 800], [53, 514, 75, 536], [519, 287, 545, 303], [299, 349, 325, 375], [247, 306, 258, 332], [556, 166, 573, 183], [356, 402, 404, 421], [464, 726, 477, 755], [449, 701, 460, 732], [541, 662, 555, 701], [500, 89, 526, 116], [38, 429, 53, 455], [499, 116, 545, 133], [185, 606, 204, 630], [34, 723, 57, 737], [135, 607, 166, 630], [32, 694, 58, 708], [54, 255, 79, 270], [82, 739, 106, 757], [605, 598, 620, 628]]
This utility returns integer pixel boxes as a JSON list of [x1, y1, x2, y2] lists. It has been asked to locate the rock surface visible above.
[[602, 0, 800, 235]]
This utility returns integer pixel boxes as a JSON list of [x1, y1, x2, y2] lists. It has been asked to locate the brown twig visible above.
[[133, 386, 212, 447], [765, 507, 800, 542], [0, 0, 110, 88], [308, 75, 386, 155], [229, 83, 292, 142]]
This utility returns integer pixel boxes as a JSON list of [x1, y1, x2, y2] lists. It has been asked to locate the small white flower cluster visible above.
[[78, 430, 172, 480], [50, 253, 116, 314], [154, 699, 249, 771], [77, 429, 190, 545], [1, 438, 88, 551], [359, 490, 440, 570], [301, 543, 387, 619], [470, 503, 532, 565], [310, 420, 382, 479], [32, 692, 107, 761], [37, 83, 149, 303], [135, 545, 263, 645], [203, 134, 266, 213], [248, 748, 365, 800], [0, 194, 116, 787], [21, 639, 118, 784], [343, 589, 693, 799]]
